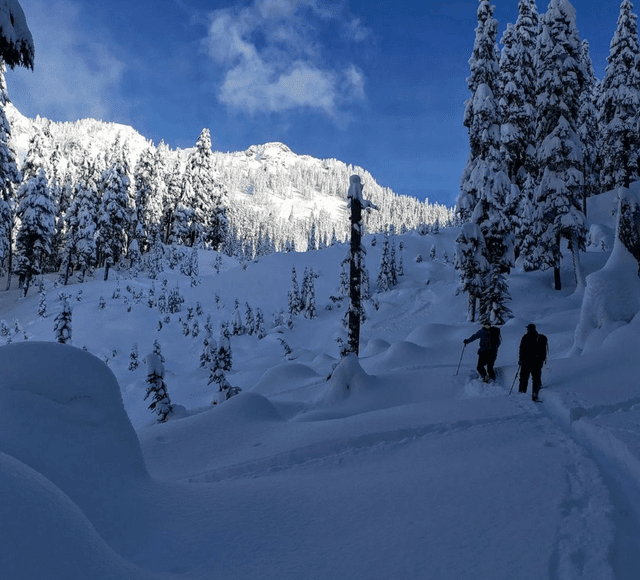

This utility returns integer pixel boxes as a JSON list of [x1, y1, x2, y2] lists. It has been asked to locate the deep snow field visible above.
[[2, 191, 640, 579]]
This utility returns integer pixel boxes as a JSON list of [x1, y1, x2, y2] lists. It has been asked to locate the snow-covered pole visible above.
[[346, 175, 377, 356]]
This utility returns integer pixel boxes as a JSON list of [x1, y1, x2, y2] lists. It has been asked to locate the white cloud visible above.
[[5, 0, 127, 122], [205, 0, 369, 117]]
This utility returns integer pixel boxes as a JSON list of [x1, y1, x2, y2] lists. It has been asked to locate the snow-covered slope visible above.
[[2, 201, 640, 577]]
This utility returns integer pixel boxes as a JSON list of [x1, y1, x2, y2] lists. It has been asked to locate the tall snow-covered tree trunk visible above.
[[571, 233, 585, 290], [345, 175, 377, 356]]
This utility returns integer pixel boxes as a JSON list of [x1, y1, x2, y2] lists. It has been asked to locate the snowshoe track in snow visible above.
[[184, 411, 531, 484]]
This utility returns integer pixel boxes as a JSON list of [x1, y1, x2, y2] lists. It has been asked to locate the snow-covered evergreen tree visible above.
[[377, 233, 393, 292], [38, 282, 46, 318], [499, 0, 539, 189], [167, 283, 184, 314], [134, 145, 165, 251], [208, 350, 241, 404], [307, 223, 317, 251], [62, 177, 98, 284], [162, 159, 182, 244], [578, 40, 600, 207], [144, 353, 172, 423], [170, 203, 194, 246], [129, 343, 139, 371], [182, 128, 229, 248], [244, 302, 255, 335], [302, 267, 317, 319], [615, 188, 640, 271], [0, 65, 21, 287], [53, 299, 72, 344], [255, 308, 266, 339], [389, 227, 398, 287], [454, 223, 489, 322], [232, 299, 244, 335], [217, 322, 232, 371], [458, 0, 501, 222], [96, 161, 129, 281], [214, 254, 223, 275], [288, 266, 302, 316], [598, 0, 640, 190], [199, 335, 215, 368], [14, 168, 56, 296], [533, 0, 587, 290], [147, 231, 165, 279]]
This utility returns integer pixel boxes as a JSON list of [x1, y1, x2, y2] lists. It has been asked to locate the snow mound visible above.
[[139, 392, 284, 480], [360, 338, 390, 357], [0, 451, 163, 580], [214, 391, 285, 422], [319, 353, 377, 405], [375, 340, 431, 368], [405, 323, 462, 347], [0, 342, 148, 503], [252, 362, 321, 397], [572, 240, 640, 354]]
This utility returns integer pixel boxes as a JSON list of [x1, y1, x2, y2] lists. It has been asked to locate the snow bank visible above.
[[572, 237, 640, 354], [0, 451, 163, 580], [0, 342, 148, 505]]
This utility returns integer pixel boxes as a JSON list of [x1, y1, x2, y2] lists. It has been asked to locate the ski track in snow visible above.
[[508, 393, 617, 580], [184, 410, 533, 484]]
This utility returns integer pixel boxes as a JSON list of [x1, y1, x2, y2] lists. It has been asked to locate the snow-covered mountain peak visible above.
[[245, 142, 293, 158]]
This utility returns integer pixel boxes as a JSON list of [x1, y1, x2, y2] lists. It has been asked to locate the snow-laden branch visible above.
[[0, 0, 34, 69]]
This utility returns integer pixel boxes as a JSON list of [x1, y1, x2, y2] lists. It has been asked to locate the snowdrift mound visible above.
[[406, 323, 463, 347], [572, 239, 640, 354], [214, 391, 285, 422], [252, 362, 321, 397], [0, 451, 165, 580], [139, 392, 285, 480], [370, 340, 431, 370], [0, 342, 148, 502], [321, 353, 376, 404], [360, 338, 390, 357]]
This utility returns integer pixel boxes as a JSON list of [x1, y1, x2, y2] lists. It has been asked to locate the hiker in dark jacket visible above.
[[519, 323, 545, 401], [464, 323, 500, 382]]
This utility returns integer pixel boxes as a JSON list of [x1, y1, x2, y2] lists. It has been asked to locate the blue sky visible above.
[[4, 1, 625, 206]]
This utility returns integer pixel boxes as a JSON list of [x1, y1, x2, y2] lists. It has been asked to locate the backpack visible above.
[[537, 334, 548, 363], [488, 326, 502, 351]]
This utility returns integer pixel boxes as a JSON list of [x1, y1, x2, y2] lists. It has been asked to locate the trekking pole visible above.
[[508, 365, 521, 395], [455, 343, 466, 376]]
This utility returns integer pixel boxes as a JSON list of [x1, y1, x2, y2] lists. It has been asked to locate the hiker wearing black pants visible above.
[[519, 323, 545, 402], [464, 323, 501, 382]]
